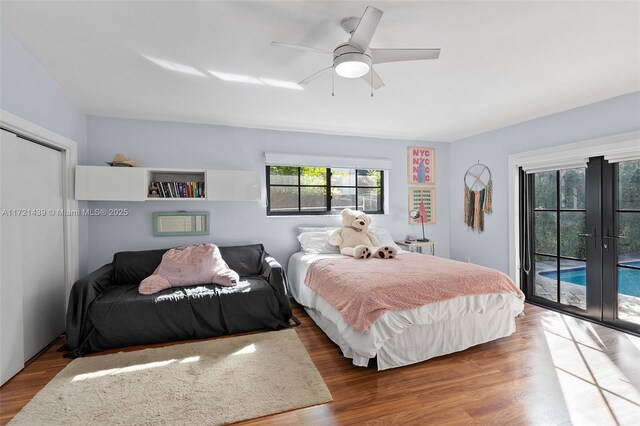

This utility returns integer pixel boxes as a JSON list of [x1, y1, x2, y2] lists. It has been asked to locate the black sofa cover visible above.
[[66, 244, 292, 356]]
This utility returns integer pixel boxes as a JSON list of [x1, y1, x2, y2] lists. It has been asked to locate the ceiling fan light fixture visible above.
[[335, 60, 370, 78], [334, 52, 371, 78], [270, 6, 441, 92]]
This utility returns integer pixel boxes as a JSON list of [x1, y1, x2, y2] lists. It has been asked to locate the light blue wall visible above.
[[449, 91, 640, 274], [0, 29, 87, 157], [0, 28, 90, 275], [85, 116, 450, 271]]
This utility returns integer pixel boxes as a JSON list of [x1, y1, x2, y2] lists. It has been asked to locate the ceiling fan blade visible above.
[[270, 41, 332, 55], [348, 6, 383, 52], [371, 48, 441, 64], [361, 68, 385, 90], [298, 66, 333, 85]]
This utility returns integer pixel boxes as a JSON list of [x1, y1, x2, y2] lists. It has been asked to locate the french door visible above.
[[521, 156, 640, 334]]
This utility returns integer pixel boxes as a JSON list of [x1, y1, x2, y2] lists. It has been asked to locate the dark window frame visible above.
[[266, 165, 385, 216]]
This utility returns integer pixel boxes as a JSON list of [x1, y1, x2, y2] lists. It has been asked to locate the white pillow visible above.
[[297, 227, 399, 253], [298, 226, 339, 235], [297, 231, 340, 254], [370, 228, 401, 251]]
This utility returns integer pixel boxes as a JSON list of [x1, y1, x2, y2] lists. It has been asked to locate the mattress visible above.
[[287, 251, 524, 369]]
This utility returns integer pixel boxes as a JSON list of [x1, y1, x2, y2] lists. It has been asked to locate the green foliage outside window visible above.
[[618, 160, 640, 261], [534, 169, 586, 260]]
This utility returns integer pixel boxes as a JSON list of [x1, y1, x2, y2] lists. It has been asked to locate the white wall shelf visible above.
[[75, 166, 146, 201], [75, 166, 261, 202], [206, 170, 261, 201]]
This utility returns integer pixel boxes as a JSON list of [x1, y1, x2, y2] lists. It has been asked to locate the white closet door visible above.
[[0, 130, 66, 386], [0, 129, 25, 385], [15, 136, 65, 361]]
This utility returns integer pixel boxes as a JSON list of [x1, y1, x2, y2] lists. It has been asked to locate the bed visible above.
[[288, 230, 524, 370]]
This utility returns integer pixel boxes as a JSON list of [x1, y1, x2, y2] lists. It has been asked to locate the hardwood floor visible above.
[[1, 302, 639, 425]]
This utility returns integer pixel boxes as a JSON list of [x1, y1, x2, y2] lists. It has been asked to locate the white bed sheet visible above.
[[287, 251, 525, 369]]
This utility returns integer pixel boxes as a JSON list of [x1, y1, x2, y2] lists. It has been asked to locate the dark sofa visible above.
[[66, 244, 292, 356]]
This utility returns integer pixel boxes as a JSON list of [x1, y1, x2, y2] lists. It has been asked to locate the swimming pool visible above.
[[539, 261, 640, 297]]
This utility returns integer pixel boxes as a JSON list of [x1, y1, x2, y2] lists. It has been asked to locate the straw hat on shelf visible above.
[[106, 153, 139, 167]]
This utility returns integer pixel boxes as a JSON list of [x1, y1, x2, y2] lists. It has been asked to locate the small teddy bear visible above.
[[328, 209, 397, 259]]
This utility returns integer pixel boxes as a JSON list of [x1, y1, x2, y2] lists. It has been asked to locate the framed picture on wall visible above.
[[153, 211, 210, 236], [408, 187, 436, 224], [407, 146, 436, 185]]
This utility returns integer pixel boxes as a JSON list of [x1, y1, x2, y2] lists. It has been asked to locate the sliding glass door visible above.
[[522, 157, 640, 333]]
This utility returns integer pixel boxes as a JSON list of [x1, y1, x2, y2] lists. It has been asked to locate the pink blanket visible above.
[[304, 253, 523, 332]]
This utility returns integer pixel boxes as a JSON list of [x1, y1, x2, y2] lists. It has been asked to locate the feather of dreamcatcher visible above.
[[464, 186, 470, 225], [483, 179, 493, 213]]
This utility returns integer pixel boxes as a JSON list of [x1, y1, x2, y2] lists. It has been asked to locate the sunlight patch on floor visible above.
[[543, 315, 640, 425], [232, 344, 256, 355], [541, 312, 606, 351], [626, 334, 640, 352], [555, 369, 617, 425], [72, 359, 176, 382], [544, 331, 593, 382]]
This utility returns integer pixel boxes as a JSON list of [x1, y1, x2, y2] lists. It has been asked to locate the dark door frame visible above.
[[520, 157, 640, 336]]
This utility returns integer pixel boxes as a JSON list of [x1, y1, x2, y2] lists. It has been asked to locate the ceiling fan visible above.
[[270, 6, 441, 94]]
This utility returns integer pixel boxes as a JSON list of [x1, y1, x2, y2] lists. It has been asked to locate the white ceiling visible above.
[[1, 1, 639, 142]]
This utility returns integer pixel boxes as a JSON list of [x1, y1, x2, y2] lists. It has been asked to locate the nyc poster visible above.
[[407, 146, 436, 185]]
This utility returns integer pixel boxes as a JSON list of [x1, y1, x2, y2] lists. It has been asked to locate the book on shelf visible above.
[[151, 181, 205, 198]]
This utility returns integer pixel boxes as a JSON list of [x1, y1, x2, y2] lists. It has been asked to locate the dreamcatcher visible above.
[[464, 162, 492, 232]]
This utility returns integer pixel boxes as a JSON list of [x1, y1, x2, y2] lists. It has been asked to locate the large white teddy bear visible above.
[[328, 209, 397, 259]]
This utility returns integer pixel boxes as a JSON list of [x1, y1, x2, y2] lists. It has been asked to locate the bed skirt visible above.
[[305, 306, 516, 370]]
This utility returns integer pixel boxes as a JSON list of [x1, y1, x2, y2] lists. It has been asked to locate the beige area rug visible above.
[[10, 329, 332, 425]]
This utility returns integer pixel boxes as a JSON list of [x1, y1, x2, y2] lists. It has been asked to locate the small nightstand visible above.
[[395, 240, 436, 256]]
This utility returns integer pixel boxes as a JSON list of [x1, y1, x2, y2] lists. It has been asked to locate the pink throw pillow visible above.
[[138, 244, 239, 295]]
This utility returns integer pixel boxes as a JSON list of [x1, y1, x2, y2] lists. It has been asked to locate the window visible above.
[[266, 166, 384, 215]]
